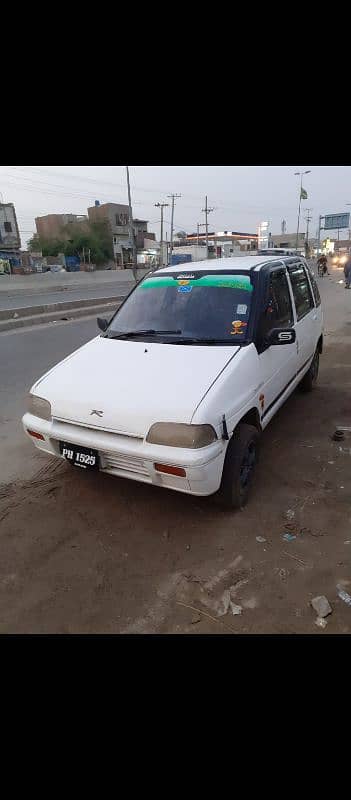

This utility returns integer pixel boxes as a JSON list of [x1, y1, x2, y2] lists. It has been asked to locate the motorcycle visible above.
[[318, 259, 328, 277]]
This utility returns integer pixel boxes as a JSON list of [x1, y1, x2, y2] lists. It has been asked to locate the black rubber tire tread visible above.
[[300, 349, 319, 393], [216, 423, 260, 510]]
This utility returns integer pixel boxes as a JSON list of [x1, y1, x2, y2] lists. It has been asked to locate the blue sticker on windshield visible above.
[[178, 285, 192, 293]]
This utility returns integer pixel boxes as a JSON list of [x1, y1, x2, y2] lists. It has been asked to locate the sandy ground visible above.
[[0, 267, 350, 634]]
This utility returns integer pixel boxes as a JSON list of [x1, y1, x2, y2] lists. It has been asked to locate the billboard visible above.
[[324, 213, 350, 230]]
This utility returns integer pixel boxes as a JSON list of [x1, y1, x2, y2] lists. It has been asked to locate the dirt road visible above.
[[1, 268, 350, 634]]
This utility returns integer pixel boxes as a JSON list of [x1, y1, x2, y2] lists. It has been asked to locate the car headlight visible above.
[[27, 394, 52, 421], [146, 422, 217, 448]]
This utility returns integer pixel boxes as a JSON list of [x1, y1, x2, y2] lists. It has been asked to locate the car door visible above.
[[287, 262, 316, 377], [257, 266, 298, 419]]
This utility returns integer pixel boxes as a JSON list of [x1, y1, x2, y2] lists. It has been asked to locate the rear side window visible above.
[[289, 264, 314, 320]]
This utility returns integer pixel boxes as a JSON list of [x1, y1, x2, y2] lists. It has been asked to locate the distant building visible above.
[[35, 213, 88, 240], [184, 230, 258, 258], [134, 219, 155, 249], [0, 203, 21, 271], [35, 203, 157, 269], [0, 203, 21, 253], [88, 202, 156, 268], [270, 233, 306, 250]]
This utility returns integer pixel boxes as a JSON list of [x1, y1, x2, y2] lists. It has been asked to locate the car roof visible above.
[[156, 255, 301, 275]]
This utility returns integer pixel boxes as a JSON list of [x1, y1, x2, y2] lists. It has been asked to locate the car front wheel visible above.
[[216, 423, 260, 510]]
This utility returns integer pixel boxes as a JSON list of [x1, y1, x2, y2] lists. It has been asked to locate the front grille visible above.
[[100, 451, 149, 477]]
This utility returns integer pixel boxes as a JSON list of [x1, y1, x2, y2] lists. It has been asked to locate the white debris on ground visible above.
[[311, 596, 332, 618]]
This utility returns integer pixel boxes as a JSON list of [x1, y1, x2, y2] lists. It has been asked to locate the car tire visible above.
[[216, 423, 260, 510], [300, 348, 319, 393]]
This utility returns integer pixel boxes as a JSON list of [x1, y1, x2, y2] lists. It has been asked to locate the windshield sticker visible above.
[[231, 320, 248, 335], [140, 274, 253, 291], [236, 304, 248, 315], [178, 285, 192, 293]]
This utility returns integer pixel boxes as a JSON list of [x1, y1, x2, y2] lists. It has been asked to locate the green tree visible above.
[[28, 235, 64, 256], [28, 221, 113, 266]]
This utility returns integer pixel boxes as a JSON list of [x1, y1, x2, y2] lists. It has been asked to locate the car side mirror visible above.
[[266, 328, 296, 346], [97, 317, 109, 332]]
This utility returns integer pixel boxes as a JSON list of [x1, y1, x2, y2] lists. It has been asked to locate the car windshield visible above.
[[106, 271, 254, 343]]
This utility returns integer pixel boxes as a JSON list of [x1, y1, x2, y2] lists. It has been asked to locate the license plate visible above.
[[59, 442, 99, 470]]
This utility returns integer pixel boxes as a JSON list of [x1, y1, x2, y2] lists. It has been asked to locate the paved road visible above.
[[0, 317, 99, 484], [0, 282, 133, 311]]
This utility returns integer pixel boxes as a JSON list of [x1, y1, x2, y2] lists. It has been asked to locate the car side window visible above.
[[257, 270, 294, 349], [266, 270, 294, 331], [288, 264, 314, 320]]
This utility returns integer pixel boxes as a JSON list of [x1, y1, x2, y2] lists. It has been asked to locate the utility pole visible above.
[[305, 208, 313, 255], [126, 166, 137, 281], [317, 214, 322, 257], [167, 193, 181, 265], [155, 202, 169, 268], [346, 204, 351, 243], [197, 222, 206, 247], [201, 196, 214, 259]]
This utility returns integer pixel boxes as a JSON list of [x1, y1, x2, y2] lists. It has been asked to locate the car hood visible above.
[[33, 336, 239, 437]]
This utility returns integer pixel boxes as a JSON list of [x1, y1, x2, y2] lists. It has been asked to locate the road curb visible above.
[[0, 300, 124, 333], [0, 294, 126, 322]]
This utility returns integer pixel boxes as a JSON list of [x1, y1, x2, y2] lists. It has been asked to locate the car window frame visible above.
[[255, 264, 296, 353], [287, 261, 315, 322], [305, 265, 321, 307], [266, 267, 295, 332]]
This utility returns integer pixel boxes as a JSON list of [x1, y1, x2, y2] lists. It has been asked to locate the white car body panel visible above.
[[31, 336, 240, 437]]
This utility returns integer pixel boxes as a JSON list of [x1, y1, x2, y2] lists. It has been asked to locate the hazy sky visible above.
[[1, 165, 350, 248]]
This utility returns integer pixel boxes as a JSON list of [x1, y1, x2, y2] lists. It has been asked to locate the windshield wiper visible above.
[[168, 337, 239, 345], [106, 329, 182, 340]]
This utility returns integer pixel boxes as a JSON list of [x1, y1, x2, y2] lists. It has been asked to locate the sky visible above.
[[1, 165, 350, 249]]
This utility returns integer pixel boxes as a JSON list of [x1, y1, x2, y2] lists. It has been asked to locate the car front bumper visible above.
[[22, 413, 226, 497]]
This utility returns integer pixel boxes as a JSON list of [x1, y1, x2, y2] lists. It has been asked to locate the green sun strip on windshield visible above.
[[140, 275, 253, 292]]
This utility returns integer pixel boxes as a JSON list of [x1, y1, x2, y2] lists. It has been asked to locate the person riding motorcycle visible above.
[[317, 255, 328, 277]]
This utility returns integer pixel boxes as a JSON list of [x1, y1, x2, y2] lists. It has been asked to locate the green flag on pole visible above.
[[300, 187, 308, 200]]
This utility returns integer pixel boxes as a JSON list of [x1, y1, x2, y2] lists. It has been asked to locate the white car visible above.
[[23, 256, 323, 509]]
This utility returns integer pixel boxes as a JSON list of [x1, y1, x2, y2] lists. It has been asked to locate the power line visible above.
[[1, 171, 302, 219], [3, 166, 317, 217]]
